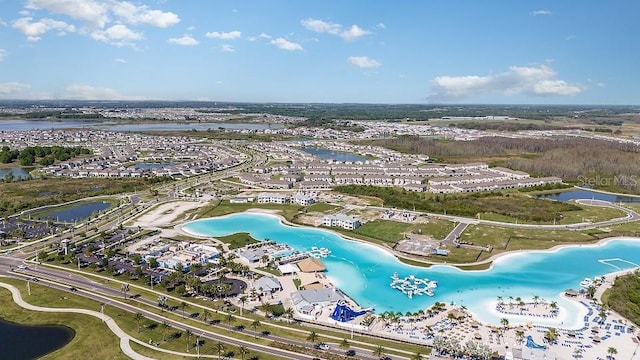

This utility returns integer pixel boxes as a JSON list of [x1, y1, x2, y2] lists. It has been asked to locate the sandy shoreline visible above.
[[175, 208, 640, 273]]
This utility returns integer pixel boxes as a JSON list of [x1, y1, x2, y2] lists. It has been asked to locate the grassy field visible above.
[[0, 177, 166, 217], [216, 232, 259, 249], [195, 201, 303, 222], [354, 220, 412, 243], [411, 218, 456, 240], [305, 202, 340, 213], [0, 277, 126, 360]]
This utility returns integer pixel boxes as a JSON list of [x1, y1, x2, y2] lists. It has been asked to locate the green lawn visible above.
[[410, 218, 456, 240], [0, 277, 126, 360], [196, 201, 303, 222], [305, 202, 340, 213], [353, 220, 412, 243], [216, 232, 259, 249]]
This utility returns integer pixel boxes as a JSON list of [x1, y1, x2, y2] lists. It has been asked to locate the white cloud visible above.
[[0, 82, 31, 97], [26, 0, 109, 28], [301, 18, 371, 41], [248, 32, 271, 41], [221, 44, 235, 53], [0, 49, 6, 62], [428, 65, 582, 101], [0, 17, 8, 26], [167, 34, 198, 46], [64, 83, 143, 100], [301, 18, 341, 34], [566, 34, 576, 41], [376, 22, 386, 29], [347, 56, 381, 68], [110, 1, 180, 28], [187, 25, 195, 31], [340, 25, 370, 41], [114, 58, 127, 63], [531, 10, 552, 16], [205, 30, 241, 40], [270, 37, 303, 51], [91, 24, 142, 46], [12, 17, 76, 41]]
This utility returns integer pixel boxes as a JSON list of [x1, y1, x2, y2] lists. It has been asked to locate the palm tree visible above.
[[239, 295, 247, 315], [607, 346, 617, 359], [185, 329, 192, 352], [251, 319, 261, 339], [181, 301, 188, 318], [496, 295, 503, 305], [373, 345, 386, 358], [545, 327, 559, 344], [500, 317, 509, 329], [339, 338, 350, 351], [533, 295, 540, 307], [162, 322, 170, 342], [515, 330, 525, 344], [412, 352, 424, 360], [599, 308, 607, 321], [134, 312, 144, 333], [226, 313, 235, 327], [238, 345, 250, 360], [215, 341, 225, 358], [307, 330, 319, 344], [284, 307, 295, 323], [202, 309, 211, 323], [121, 283, 129, 299]]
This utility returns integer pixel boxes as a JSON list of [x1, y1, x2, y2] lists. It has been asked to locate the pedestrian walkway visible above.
[[0, 281, 155, 360]]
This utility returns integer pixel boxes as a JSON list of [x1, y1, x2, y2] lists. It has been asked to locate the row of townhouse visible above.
[[256, 192, 316, 206], [429, 177, 562, 193]]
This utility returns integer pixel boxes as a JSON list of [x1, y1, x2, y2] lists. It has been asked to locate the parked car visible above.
[[346, 349, 356, 356]]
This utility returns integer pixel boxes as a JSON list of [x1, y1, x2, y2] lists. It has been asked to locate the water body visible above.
[[0, 120, 97, 131], [43, 201, 111, 222], [0, 167, 31, 180], [302, 147, 367, 162], [101, 122, 283, 132], [183, 213, 640, 329], [0, 318, 74, 359], [537, 189, 640, 203], [0, 120, 283, 132], [134, 162, 176, 170]]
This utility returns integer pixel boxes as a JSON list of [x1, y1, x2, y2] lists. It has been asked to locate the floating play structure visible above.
[[307, 246, 331, 258], [390, 272, 438, 298], [330, 301, 368, 322], [525, 335, 547, 350]]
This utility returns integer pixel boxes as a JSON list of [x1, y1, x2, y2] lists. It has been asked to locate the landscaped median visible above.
[[33, 261, 431, 358]]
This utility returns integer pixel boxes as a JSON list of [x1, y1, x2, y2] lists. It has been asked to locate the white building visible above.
[[291, 193, 316, 206], [322, 214, 361, 230], [257, 193, 289, 204]]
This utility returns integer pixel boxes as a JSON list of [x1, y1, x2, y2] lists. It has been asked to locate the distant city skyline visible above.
[[0, 0, 638, 105]]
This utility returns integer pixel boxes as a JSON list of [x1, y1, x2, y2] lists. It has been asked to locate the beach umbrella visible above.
[[591, 326, 599, 333], [474, 333, 482, 340], [593, 336, 601, 342]]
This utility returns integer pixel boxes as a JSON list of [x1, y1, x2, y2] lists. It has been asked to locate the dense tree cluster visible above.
[[605, 271, 640, 326], [0, 145, 91, 166], [370, 136, 640, 192]]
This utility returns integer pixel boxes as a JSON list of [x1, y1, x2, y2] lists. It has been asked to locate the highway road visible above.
[[0, 255, 395, 360]]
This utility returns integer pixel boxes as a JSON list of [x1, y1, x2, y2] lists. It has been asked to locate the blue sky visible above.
[[0, 0, 638, 104]]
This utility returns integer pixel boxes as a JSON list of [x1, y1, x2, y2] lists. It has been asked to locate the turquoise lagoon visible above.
[[183, 213, 640, 329]]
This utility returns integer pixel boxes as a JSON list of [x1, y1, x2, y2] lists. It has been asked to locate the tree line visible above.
[[334, 185, 579, 222], [370, 136, 640, 192], [0, 145, 91, 166]]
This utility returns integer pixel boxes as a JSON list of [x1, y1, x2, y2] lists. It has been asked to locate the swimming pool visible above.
[[183, 213, 640, 329]]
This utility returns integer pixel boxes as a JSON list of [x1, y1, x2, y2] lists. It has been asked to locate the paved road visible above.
[[0, 257, 393, 360]]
